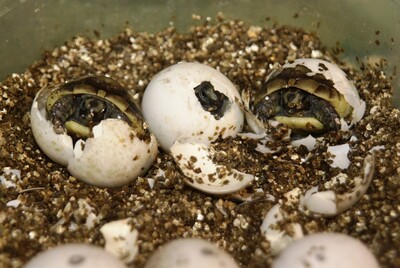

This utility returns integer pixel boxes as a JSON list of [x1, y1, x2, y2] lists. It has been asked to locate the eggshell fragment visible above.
[[260, 204, 303, 254], [170, 141, 254, 195], [6, 199, 21, 207], [75, 198, 98, 229], [100, 218, 139, 264], [240, 89, 267, 135], [272, 233, 379, 268], [327, 143, 351, 169], [299, 153, 375, 216], [142, 61, 244, 151], [0, 168, 21, 188], [256, 138, 280, 154], [24, 244, 127, 268], [144, 238, 239, 268], [291, 135, 317, 151]]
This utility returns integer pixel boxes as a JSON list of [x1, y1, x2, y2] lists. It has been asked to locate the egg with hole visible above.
[[144, 238, 239, 268], [30, 76, 158, 187], [24, 243, 127, 268], [242, 58, 365, 134], [272, 233, 379, 268], [142, 61, 244, 152]]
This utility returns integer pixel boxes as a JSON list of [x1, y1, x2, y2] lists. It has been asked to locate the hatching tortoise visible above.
[[242, 58, 365, 134]]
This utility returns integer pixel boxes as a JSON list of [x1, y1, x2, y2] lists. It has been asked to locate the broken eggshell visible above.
[[261, 153, 375, 254], [243, 58, 365, 134], [30, 76, 158, 187], [170, 141, 254, 195], [291, 134, 317, 151], [260, 203, 304, 254], [100, 218, 139, 264], [327, 143, 351, 169], [299, 153, 375, 216], [142, 61, 244, 152]]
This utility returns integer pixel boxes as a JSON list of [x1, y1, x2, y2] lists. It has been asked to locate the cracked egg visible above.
[[142, 61, 244, 152], [30, 76, 158, 187], [243, 58, 365, 134]]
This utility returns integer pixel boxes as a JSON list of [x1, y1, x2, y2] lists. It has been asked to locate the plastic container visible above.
[[1, 0, 399, 106]]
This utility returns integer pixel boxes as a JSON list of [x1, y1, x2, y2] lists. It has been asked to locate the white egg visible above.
[[30, 76, 158, 187], [144, 238, 239, 268], [24, 243, 127, 268], [272, 233, 379, 268], [142, 61, 244, 152]]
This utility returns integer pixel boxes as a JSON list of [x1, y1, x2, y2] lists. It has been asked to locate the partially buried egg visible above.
[[243, 58, 365, 134], [24, 243, 127, 268], [142, 61, 244, 152], [272, 233, 379, 268], [144, 238, 239, 268], [30, 76, 158, 187]]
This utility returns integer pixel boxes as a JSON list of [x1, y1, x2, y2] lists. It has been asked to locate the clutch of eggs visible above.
[[142, 61, 244, 152], [30, 76, 158, 187]]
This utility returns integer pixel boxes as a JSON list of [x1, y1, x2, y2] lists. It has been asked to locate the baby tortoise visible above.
[[243, 58, 365, 134]]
